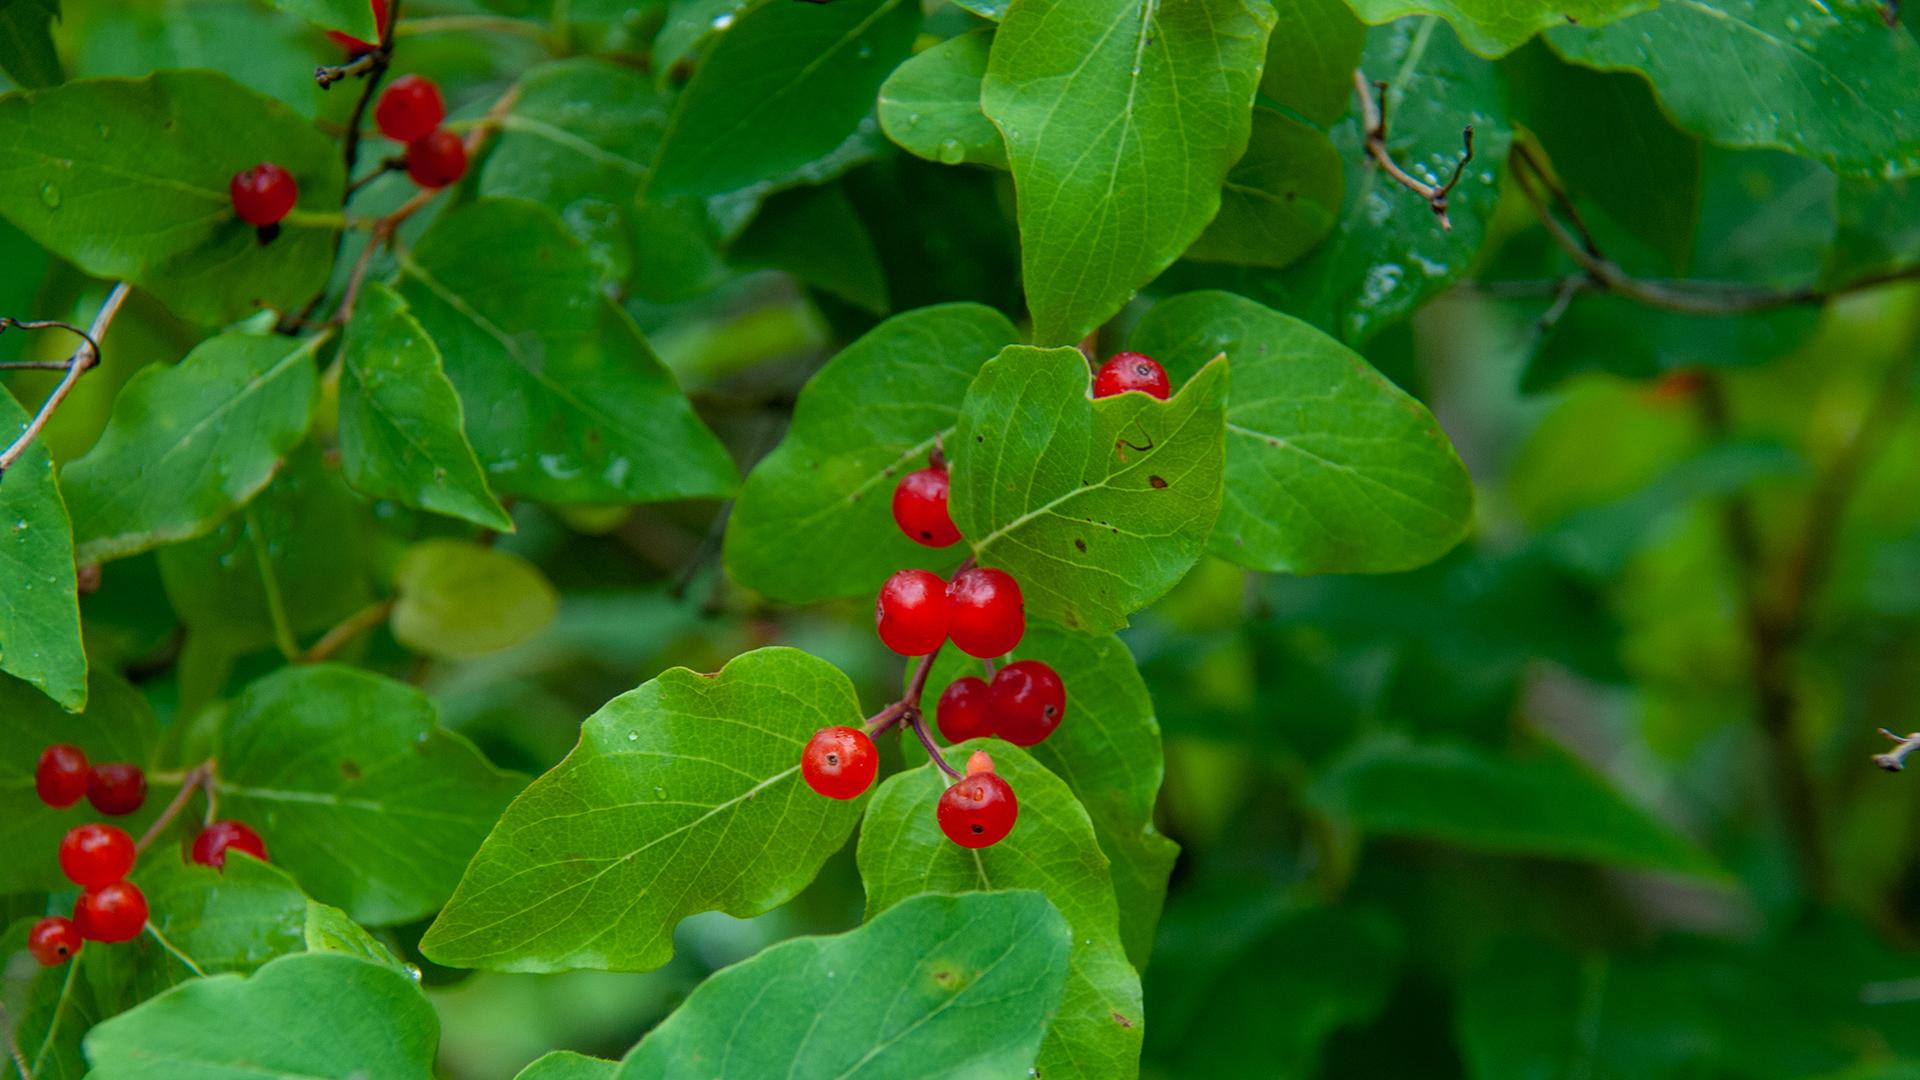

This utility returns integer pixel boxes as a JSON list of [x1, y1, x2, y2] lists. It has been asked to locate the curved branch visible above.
[[0, 283, 131, 478]]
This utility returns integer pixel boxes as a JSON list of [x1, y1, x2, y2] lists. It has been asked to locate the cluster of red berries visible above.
[[24, 745, 267, 967]]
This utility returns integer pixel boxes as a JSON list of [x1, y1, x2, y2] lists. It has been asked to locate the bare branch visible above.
[[1878, 729, 1920, 772], [1353, 69, 1474, 231], [0, 283, 131, 478]]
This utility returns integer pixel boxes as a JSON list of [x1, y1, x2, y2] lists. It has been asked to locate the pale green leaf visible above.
[[878, 28, 1007, 169], [518, 1052, 619, 1080], [1260, 0, 1365, 125], [1186, 108, 1342, 269], [0, 384, 84, 709], [1346, 0, 1652, 57], [391, 538, 558, 659], [263, 0, 376, 38]]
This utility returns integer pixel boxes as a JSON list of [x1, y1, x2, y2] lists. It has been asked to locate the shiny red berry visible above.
[[35, 743, 89, 808], [327, 0, 389, 53], [58, 823, 136, 889], [990, 660, 1066, 747], [1093, 352, 1171, 400], [936, 677, 996, 744], [27, 916, 81, 966], [801, 727, 878, 800], [229, 163, 298, 227], [375, 75, 445, 144], [74, 881, 147, 943], [190, 821, 269, 871], [946, 567, 1024, 658], [937, 766, 1017, 848], [406, 128, 469, 189], [876, 569, 950, 656], [86, 763, 146, 816], [892, 467, 962, 548]]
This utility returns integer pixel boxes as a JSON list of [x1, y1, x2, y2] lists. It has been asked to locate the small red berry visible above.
[[1093, 352, 1171, 400], [35, 744, 89, 808], [190, 821, 269, 871], [327, 0, 389, 53], [876, 569, 951, 656], [86, 763, 146, 816], [937, 768, 1017, 848], [74, 881, 147, 943], [936, 677, 996, 744], [230, 163, 298, 227], [990, 660, 1066, 747], [405, 129, 469, 189], [27, 916, 81, 966], [892, 467, 962, 548], [946, 567, 1024, 658], [58, 823, 136, 889], [375, 75, 446, 144], [801, 727, 878, 800]]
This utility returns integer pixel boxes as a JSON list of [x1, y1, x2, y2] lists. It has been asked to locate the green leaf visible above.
[[1185, 108, 1342, 269], [0, 385, 85, 709], [1346, 0, 1651, 57], [877, 28, 1007, 169], [0, 0, 61, 89], [338, 282, 511, 532], [262, 0, 377, 39], [0, 72, 341, 324], [81, 953, 438, 1080], [391, 538, 558, 659], [215, 664, 525, 925], [1309, 734, 1722, 875], [728, 183, 891, 315], [644, 0, 923, 199], [950, 346, 1228, 634], [519, 1052, 619, 1080], [1259, 0, 1365, 126], [617, 891, 1072, 1078], [859, 745, 1144, 1080], [1827, 175, 1920, 283], [953, 0, 1007, 17], [61, 331, 322, 565], [1128, 290, 1472, 574], [723, 303, 1020, 603], [421, 647, 868, 973], [982, 0, 1276, 344], [1548, 0, 1920, 180], [75, 1, 334, 120], [396, 198, 737, 506]]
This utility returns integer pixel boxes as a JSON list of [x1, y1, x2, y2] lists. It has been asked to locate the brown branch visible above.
[[136, 762, 214, 854], [1353, 69, 1473, 231], [300, 598, 396, 663], [0, 283, 130, 478], [1876, 729, 1920, 772]]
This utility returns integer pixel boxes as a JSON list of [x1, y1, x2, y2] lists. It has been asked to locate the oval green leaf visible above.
[[0, 385, 84, 709], [391, 538, 559, 659], [878, 28, 1007, 169]]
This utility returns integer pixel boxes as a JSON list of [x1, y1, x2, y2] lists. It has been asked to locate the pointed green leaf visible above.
[[0, 385, 85, 709], [1185, 108, 1342, 270], [728, 183, 891, 315], [262, 0, 377, 39], [391, 539, 558, 659], [1260, 0, 1365, 126], [878, 28, 1007, 169], [1346, 0, 1652, 57]]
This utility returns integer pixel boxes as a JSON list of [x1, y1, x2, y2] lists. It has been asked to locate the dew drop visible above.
[[627, 730, 640, 741], [38, 182, 60, 209], [95, 123, 111, 141], [937, 139, 965, 165], [711, 12, 734, 30], [653, 786, 667, 799]]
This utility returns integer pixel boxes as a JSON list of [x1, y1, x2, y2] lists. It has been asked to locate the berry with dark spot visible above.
[[1093, 351, 1171, 400], [28, 916, 81, 966], [989, 660, 1065, 747], [801, 726, 878, 799], [892, 466, 962, 548], [937, 756, 1017, 848]]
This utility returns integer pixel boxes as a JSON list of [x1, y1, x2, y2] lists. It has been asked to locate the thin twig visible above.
[[1876, 729, 1920, 772], [300, 598, 396, 663], [0, 283, 130, 478], [1353, 69, 1473, 231], [136, 762, 213, 855], [864, 701, 907, 735], [905, 707, 963, 780], [338, 0, 402, 177], [315, 50, 380, 89]]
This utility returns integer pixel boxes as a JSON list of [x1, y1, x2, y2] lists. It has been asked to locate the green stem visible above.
[[246, 507, 301, 663]]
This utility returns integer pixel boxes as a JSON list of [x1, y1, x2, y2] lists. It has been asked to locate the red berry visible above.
[[74, 881, 147, 943], [35, 743, 89, 808], [327, 0, 389, 53], [892, 467, 962, 548], [1093, 352, 1171, 400], [27, 916, 81, 966], [876, 569, 950, 656], [990, 660, 1066, 747], [375, 75, 446, 144], [946, 567, 1024, 658], [937, 768, 1017, 848], [800, 727, 877, 800], [190, 821, 269, 871], [58, 823, 136, 889], [230, 163, 298, 227], [936, 677, 996, 744], [405, 129, 469, 189], [86, 763, 146, 816]]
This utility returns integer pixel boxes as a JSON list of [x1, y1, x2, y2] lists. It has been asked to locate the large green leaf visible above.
[[61, 331, 321, 565], [215, 664, 525, 926], [950, 345, 1228, 634], [0, 72, 340, 324], [421, 647, 868, 973], [1260, 0, 1365, 125], [727, 183, 890, 315], [1129, 290, 1472, 574], [391, 538, 557, 659], [1548, 0, 1920, 180], [519, 1053, 618, 1080], [723, 303, 1020, 603], [859, 745, 1144, 1080], [1827, 175, 1920, 283], [0, 0, 60, 89], [1185, 108, 1342, 269], [262, 0, 376, 38], [1346, 0, 1651, 57], [617, 891, 1071, 1078], [982, 0, 1276, 344], [338, 282, 511, 532], [396, 198, 737, 506], [0, 385, 84, 709], [75, 1, 333, 121], [877, 28, 1007, 169]]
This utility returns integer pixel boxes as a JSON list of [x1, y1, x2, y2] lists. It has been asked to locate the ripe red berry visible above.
[[405, 128, 469, 189], [229, 163, 298, 227], [27, 916, 81, 966], [936, 677, 996, 744], [946, 567, 1024, 658], [892, 467, 962, 548], [800, 727, 878, 800], [876, 569, 951, 656], [74, 881, 148, 943], [1093, 351, 1171, 400], [375, 75, 446, 144], [190, 821, 269, 871], [327, 0, 389, 53], [990, 660, 1066, 747], [58, 823, 136, 889], [86, 763, 146, 816], [35, 743, 89, 807], [937, 767, 1018, 848]]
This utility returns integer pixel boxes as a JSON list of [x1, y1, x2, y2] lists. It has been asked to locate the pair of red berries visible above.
[[1093, 351, 1171, 400], [936, 660, 1066, 747], [375, 75, 468, 189], [799, 732, 1017, 848], [877, 566, 1024, 658], [36, 743, 146, 816]]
